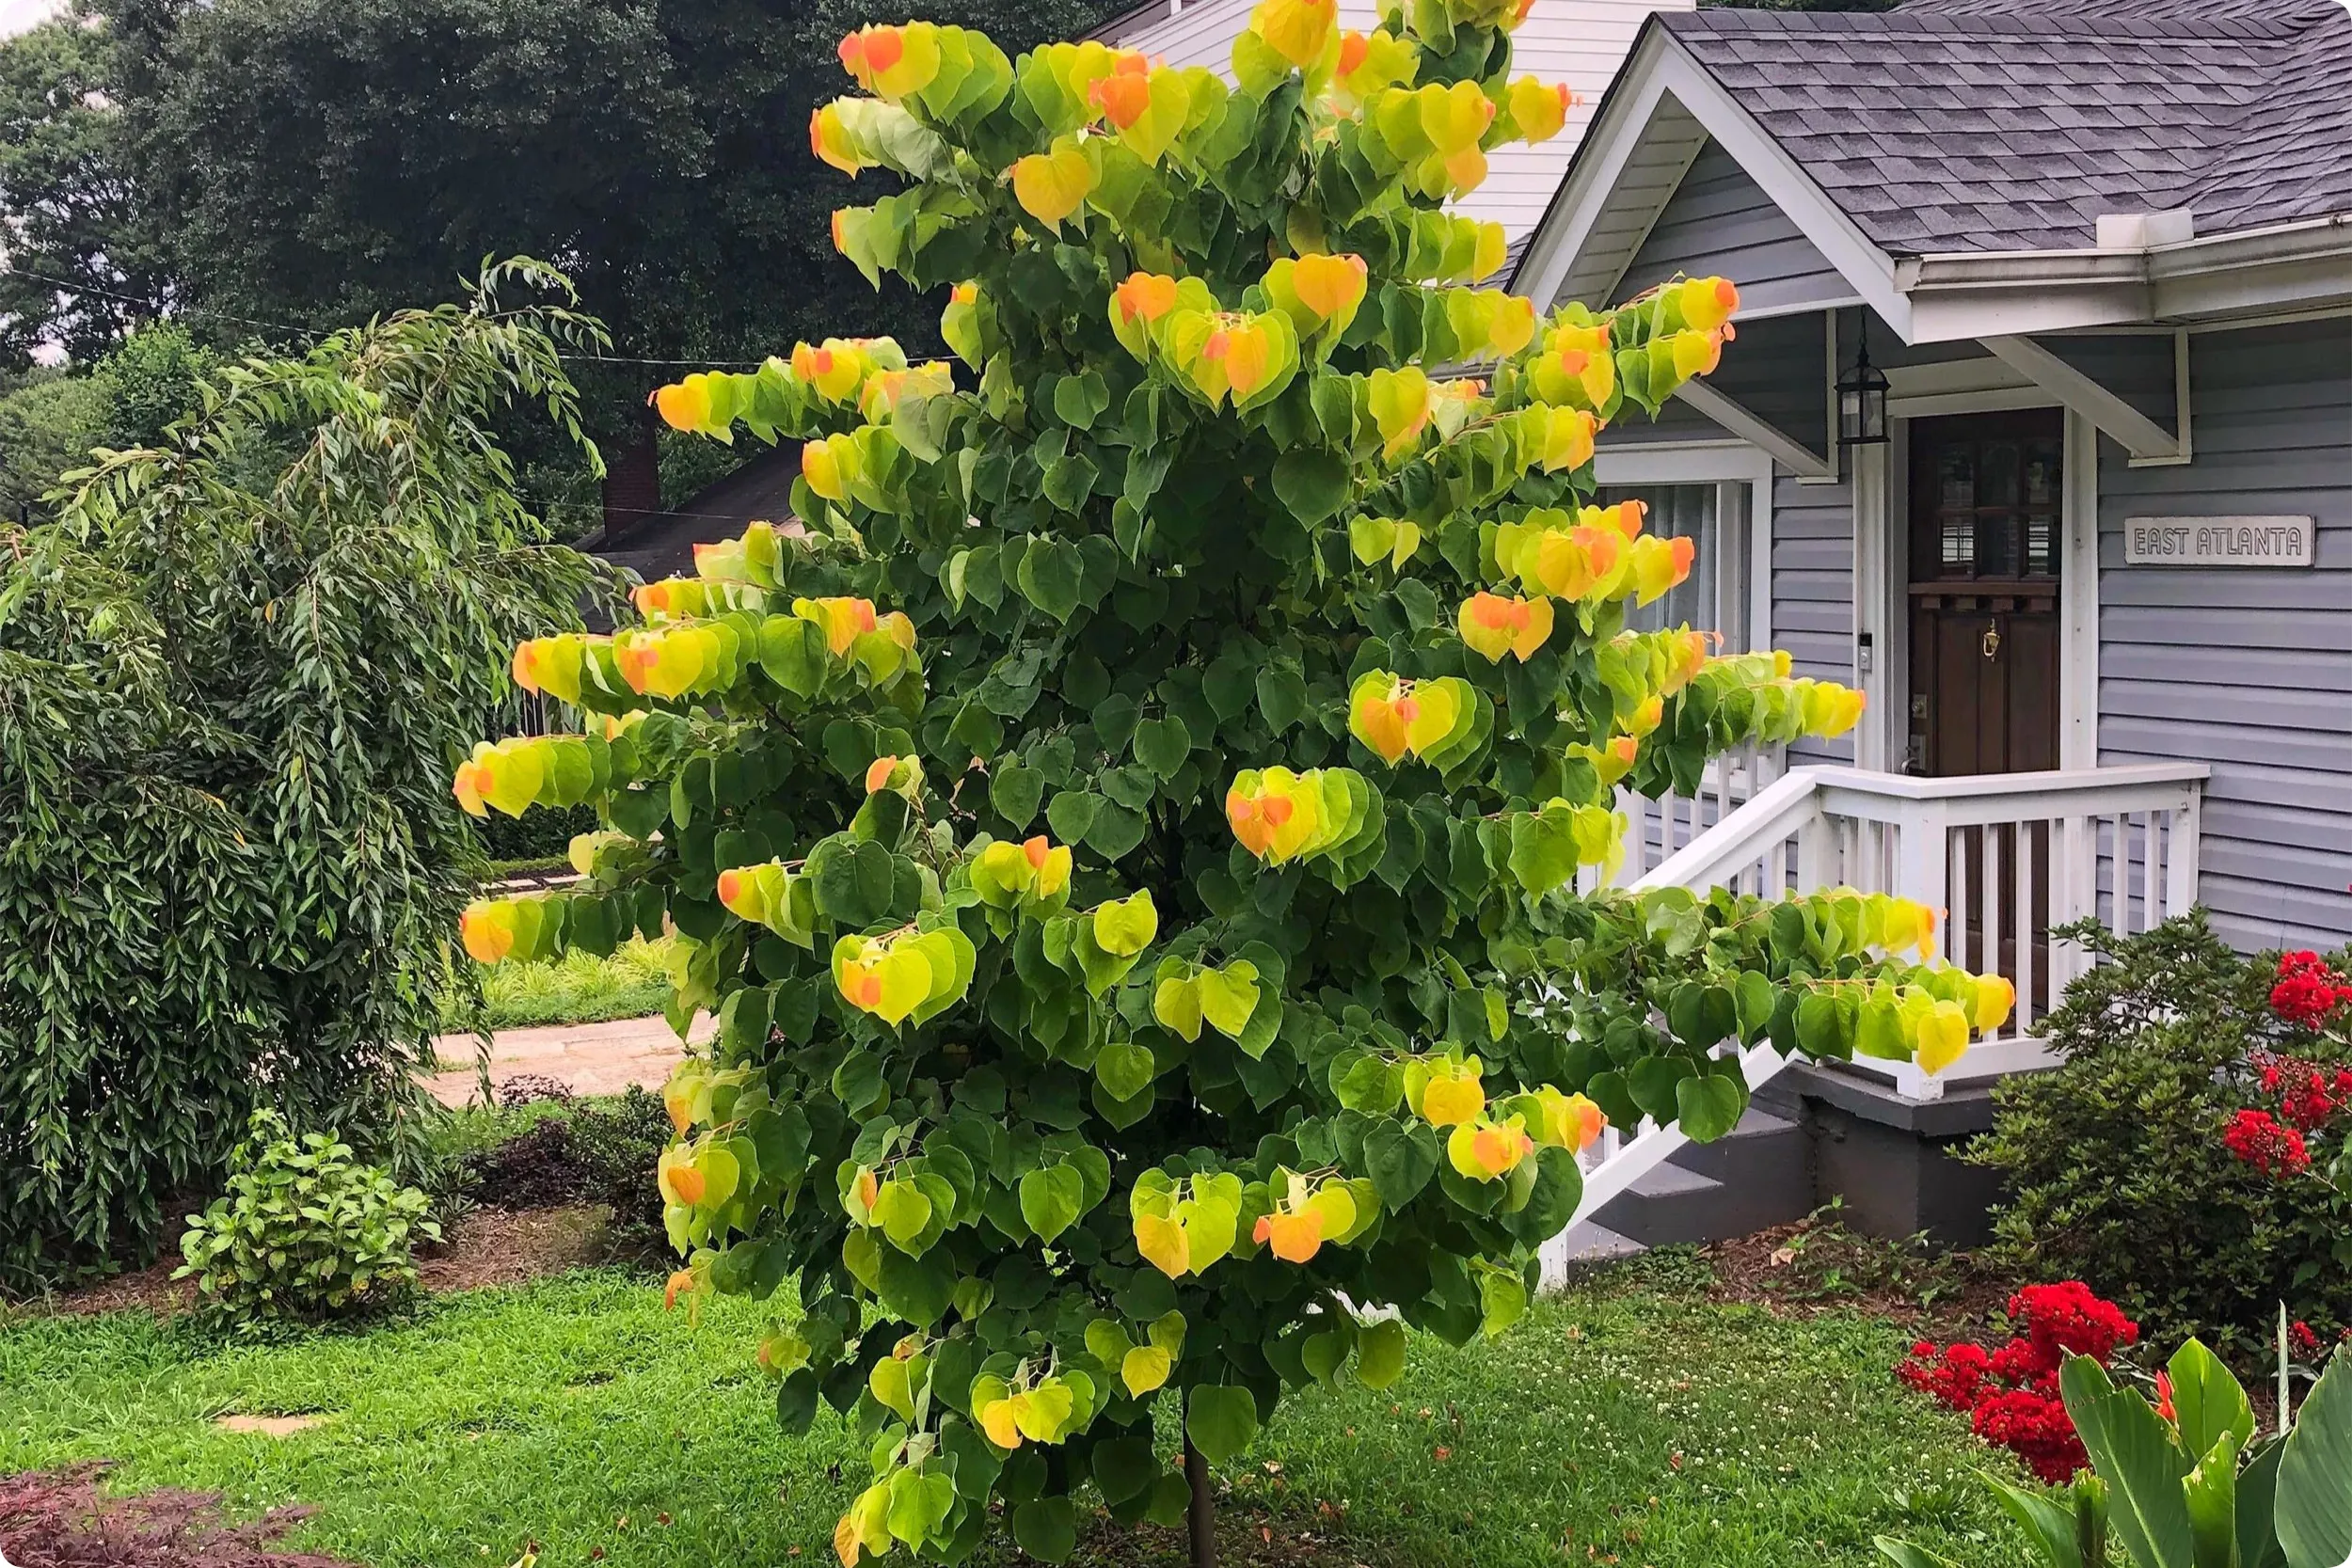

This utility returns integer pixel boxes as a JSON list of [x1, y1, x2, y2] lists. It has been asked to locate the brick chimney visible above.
[[600, 408, 662, 544]]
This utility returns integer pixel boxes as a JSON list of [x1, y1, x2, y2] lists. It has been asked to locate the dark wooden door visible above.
[[1906, 410, 2064, 778], [1906, 410, 2064, 1000]]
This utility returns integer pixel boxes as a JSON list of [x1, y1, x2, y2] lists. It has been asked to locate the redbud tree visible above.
[[457, 3, 2013, 1562]]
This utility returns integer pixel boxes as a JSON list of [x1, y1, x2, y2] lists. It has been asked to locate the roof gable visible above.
[[1615, 139, 1850, 315]]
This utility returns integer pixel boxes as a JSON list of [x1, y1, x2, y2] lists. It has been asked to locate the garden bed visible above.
[[40, 1207, 616, 1320]]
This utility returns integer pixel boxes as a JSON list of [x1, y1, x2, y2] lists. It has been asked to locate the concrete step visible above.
[[1589, 1104, 1813, 1248], [1664, 1105, 1804, 1184], [1552, 1218, 1645, 1266]]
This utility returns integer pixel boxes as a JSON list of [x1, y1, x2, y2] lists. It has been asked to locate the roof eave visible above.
[[1897, 214, 2352, 337]]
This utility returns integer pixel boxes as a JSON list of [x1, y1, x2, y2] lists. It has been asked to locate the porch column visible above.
[[1850, 437, 1894, 773]]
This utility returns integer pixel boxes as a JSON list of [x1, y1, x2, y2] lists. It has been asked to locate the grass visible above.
[[438, 938, 675, 1035], [0, 1258, 2021, 1568]]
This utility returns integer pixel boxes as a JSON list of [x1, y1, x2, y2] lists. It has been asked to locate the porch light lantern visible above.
[[1837, 336, 1889, 447]]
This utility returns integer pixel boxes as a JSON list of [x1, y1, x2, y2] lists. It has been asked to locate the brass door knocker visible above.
[[1981, 622, 2001, 661]]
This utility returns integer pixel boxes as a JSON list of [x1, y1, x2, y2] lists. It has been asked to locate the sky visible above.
[[0, 0, 61, 34]]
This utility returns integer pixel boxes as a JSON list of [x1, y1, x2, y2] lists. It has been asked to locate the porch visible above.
[[1537, 753, 2211, 1280]]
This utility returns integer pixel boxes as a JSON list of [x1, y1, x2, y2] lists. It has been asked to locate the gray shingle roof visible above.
[[1661, 0, 2352, 253]]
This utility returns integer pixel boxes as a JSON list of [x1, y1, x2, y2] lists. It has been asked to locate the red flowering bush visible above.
[[2223, 1107, 2312, 1177], [1899, 1281, 2140, 1483], [2271, 950, 2350, 1030], [1972, 915, 2352, 1363]]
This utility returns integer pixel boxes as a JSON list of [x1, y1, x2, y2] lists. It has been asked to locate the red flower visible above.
[[2154, 1371, 2175, 1423], [2280, 1066, 2344, 1131], [2225, 1109, 2312, 1177], [2271, 974, 2344, 1029], [2009, 1280, 2140, 1366], [1973, 1387, 2090, 1484], [1899, 1341, 1991, 1411], [2292, 1321, 2321, 1355], [1897, 1281, 2136, 1486]]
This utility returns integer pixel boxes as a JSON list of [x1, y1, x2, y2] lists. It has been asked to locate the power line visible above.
[[0, 266, 773, 371]]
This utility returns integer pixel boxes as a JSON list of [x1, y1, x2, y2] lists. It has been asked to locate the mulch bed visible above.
[[1693, 1219, 2015, 1343], [41, 1205, 612, 1319], [414, 1204, 611, 1293], [0, 1464, 359, 1568], [1062, 1505, 1375, 1568]]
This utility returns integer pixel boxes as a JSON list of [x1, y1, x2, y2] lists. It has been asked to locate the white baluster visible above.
[[1950, 824, 1972, 973], [2014, 820, 2037, 1039], [1982, 821, 2002, 1023]]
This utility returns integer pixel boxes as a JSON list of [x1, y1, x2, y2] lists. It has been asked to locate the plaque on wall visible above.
[[2122, 515, 2316, 567]]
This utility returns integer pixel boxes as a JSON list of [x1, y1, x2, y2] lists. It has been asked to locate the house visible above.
[[1529, 0, 2352, 1263], [1092, 0, 1692, 252], [593, 0, 1689, 557]]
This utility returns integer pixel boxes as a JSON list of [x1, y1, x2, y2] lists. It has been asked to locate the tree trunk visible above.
[[1184, 1433, 1216, 1568]]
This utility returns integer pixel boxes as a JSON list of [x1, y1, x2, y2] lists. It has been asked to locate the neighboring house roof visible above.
[[595, 445, 803, 584], [1657, 0, 2352, 255]]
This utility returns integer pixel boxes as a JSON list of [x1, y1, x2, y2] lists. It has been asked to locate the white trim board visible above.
[[1672, 378, 1833, 480], [2059, 411, 2100, 771], [1514, 29, 1912, 335], [1982, 335, 2187, 464]]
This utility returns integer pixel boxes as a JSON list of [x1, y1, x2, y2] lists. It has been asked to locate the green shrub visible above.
[[437, 935, 675, 1034], [1970, 912, 2352, 1361], [458, 1086, 674, 1255], [0, 260, 614, 1290], [174, 1110, 441, 1324]]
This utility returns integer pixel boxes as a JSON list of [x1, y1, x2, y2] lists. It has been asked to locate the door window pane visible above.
[[1912, 415, 2064, 583]]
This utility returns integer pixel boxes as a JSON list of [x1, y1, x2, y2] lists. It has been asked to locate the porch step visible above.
[[1551, 1218, 1646, 1266], [1590, 1105, 1811, 1248]]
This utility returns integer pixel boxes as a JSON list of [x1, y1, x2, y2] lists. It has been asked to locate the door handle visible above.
[[1981, 622, 2001, 661]]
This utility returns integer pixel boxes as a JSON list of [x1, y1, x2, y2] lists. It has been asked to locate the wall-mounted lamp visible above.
[[1837, 338, 1889, 448]]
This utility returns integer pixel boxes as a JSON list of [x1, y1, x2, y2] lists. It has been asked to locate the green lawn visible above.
[[0, 1261, 2017, 1568], [439, 938, 675, 1034]]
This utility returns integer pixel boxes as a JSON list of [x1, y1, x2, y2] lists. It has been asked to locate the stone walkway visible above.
[[423, 1012, 711, 1107]]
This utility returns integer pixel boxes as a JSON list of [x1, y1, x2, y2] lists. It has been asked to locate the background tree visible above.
[[457, 7, 2011, 1564], [0, 322, 221, 522], [0, 259, 613, 1290], [0, 12, 173, 370], [84, 0, 1132, 537]]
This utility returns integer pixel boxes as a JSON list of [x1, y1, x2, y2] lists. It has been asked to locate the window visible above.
[[1596, 482, 1739, 643]]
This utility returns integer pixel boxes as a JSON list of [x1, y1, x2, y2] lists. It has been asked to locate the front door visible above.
[[1906, 410, 2064, 778], [1906, 410, 2065, 1002]]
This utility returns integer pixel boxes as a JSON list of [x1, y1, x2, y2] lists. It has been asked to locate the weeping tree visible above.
[[454, 6, 2011, 1562], [0, 259, 612, 1288]]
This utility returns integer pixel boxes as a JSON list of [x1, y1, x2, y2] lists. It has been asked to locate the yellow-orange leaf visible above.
[[1012, 142, 1094, 230]]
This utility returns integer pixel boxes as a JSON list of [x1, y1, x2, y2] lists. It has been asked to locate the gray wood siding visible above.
[[2095, 318, 2352, 950], [1615, 140, 1851, 315], [1709, 310, 1830, 454], [2045, 334, 2178, 430], [1774, 469, 1857, 767]]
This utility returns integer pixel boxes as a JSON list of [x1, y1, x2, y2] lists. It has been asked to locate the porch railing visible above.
[[1543, 759, 2209, 1284], [1609, 740, 1786, 887]]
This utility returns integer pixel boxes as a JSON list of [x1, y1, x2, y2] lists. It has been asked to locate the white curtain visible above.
[[1597, 483, 1717, 638]]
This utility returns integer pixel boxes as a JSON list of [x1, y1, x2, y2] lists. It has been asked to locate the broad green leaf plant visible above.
[[1879, 1339, 2352, 1568], [459, 2, 2015, 1560]]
